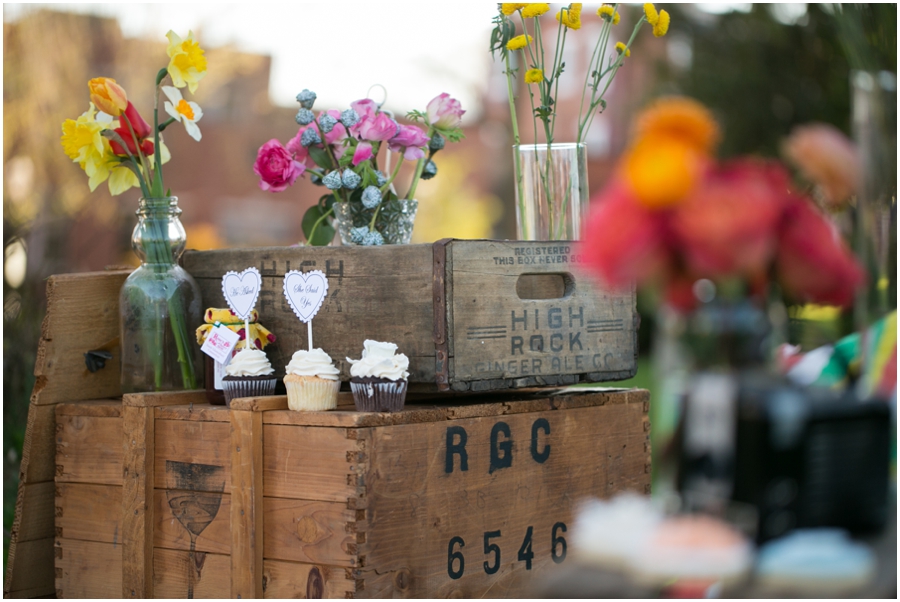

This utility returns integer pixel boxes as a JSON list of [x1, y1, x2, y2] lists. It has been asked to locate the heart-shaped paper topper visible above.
[[222, 268, 262, 321], [283, 270, 328, 323]]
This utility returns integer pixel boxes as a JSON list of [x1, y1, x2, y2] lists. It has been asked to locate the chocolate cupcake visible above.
[[346, 340, 409, 412], [221, 346, 276, 406]]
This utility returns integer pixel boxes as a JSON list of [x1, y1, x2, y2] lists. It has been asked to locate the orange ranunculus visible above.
[[633, 97, 721, 155], [110, 101, 154, 156], [580, 176, 670, 290], [776, 196, 866, 307], [672, 160, 787, 280], [624, 136, 709, 209], [88, 77, 128, 116], [782, 123, 860, 209]]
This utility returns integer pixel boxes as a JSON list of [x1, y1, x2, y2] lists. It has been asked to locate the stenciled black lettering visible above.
[[548, 308, 562, 329], [511, 336, 524, 356], [445, 426, 468, 473], [511, 310, 527, 331], [569, 332, 582, 351], [569, 306, 584, 328], [531, 418, 551, 463], [489, 422, 513, 474], [529, 335, 544, 352], [550, 333, 564, 352]]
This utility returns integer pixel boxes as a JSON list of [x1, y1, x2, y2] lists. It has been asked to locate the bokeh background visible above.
[[3, 3, 895, 566]]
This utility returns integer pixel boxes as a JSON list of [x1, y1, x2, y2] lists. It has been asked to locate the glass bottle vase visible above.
[[120, 197, 203, 393], [513, 143, 588, 241]]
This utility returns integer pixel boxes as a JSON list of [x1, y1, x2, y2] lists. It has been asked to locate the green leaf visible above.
[[308, 146, 333, 170], [301, 205, 335, 246]]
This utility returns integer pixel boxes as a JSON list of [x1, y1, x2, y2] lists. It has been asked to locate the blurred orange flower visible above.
[[88, 77, 128, 117], [782, 123, 860, 209]]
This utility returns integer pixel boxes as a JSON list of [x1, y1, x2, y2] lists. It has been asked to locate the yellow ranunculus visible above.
[[653, 10, 671, 37], [166, 30, 207, 94], [506, 34, 533, 51], [556, 3, 583, 30], [615, 42, 631, 57], [88, 77, 128, 116], [644, 3, 659, 25], [522, 3, 550, 18], [524, 68, 543, 84]]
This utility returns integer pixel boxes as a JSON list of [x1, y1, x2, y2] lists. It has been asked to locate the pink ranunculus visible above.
[[388, 124, 429, 160], [321, 109, 348, 147], [285, 126, 311, 166], [783, 123, 860, 209], [352, 141, 374, 166], [426, 93, 465, 129], [776, 196, 865, 307], [253, 139, 305, 192], [349, 98, 377, 135], [357, 112, 399, 142]]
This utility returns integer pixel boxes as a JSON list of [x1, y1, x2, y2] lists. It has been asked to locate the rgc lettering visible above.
[[445, 418, 551, 474]]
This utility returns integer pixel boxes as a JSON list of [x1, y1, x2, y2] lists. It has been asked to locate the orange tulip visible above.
[[88, 77, 128, 116]]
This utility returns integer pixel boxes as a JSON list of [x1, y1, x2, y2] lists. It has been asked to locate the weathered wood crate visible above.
[[183, 240, 638, 393], [55, 388, 650, 598]]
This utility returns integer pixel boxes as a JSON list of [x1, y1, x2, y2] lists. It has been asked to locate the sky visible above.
[[3, 2, 500, 120]]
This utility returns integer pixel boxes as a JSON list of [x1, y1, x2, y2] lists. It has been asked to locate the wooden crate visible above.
[[182, 240, 638, 393], [54, 388, 651, 598]]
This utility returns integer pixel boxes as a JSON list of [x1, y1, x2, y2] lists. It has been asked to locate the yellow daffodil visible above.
[[522, 3, 550, 18], [162, 86, 203, 141], [556, 3, 583, 30], [501, 3, 528, 15], [506, 34, 533, 51], [653, 10, 671, 37], [108, 162, 140, 195], [525, 68, 544, 84], [644, 3, 659, 26], [87, 77, 128, 117], [61, 104, 114, 191], [598, 5, 620, 24], [616, 42, 631, 57], [166, 30, 207, 94]]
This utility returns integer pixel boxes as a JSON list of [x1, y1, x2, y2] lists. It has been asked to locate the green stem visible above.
[[306, 206, 333, 245]]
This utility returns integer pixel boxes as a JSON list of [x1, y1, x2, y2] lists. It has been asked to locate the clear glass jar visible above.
[[513, 143, 589, 241], [333, 197, 418, 245], [120, 197, 203, 392]]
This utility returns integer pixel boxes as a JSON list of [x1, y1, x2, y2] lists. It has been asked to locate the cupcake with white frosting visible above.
[[284, 348, 341, 411], [346, 340, 409, 412], [221, 346, 277, 406]]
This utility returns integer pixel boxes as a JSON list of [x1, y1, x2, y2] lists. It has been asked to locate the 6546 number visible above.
[[447, 522, 567, 580]]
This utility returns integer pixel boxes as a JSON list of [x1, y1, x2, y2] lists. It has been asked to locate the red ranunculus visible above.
[[776, 196, 866, 307], [673, 159, 787, 280], [253, 139, 305, 192]]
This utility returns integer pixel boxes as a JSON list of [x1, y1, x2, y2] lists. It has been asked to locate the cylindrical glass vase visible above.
[[513, 143, 588, 241], [333, 197, 418, 245], [120, 197, 203, 393]]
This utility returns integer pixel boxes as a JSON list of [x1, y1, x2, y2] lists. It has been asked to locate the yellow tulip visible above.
[[88, 77, 128, 116]]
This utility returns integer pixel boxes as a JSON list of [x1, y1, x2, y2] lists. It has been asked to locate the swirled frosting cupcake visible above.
[[221, 346, 276, 406], [284, 348, 341, 411], [346, 340, 409, 412]]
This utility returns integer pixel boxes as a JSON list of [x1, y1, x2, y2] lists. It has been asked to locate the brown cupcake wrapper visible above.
[[349, 377, 408, 413], [222, 376, 277, 407]]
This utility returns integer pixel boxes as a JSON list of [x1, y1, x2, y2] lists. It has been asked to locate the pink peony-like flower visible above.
[[350, 98, 377, 124], [286, 127, 310, 165], [426, 93, 465, 129], [254, 139, 305, 192], [352, 141, 374, 166], [321, 109, 348, 147], [357, 111, 399, 142], [388, 124, 429, 160], [783, 123, 860, 209]]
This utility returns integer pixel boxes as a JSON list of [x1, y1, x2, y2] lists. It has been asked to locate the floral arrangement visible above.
[[490, 3, 669, 146], [59, 31, 208, 391], [60, 31, 206, 198], [254, 90, 465, 246], [581, 96, 866, 312]]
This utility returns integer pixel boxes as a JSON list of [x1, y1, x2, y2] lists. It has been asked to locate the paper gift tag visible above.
[[222, 268, 262, 320], [283, 270, 328, 323], [200, 324, 240, 365]]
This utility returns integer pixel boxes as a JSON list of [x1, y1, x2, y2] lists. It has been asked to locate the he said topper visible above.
[[283, 270, 328, 350]]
